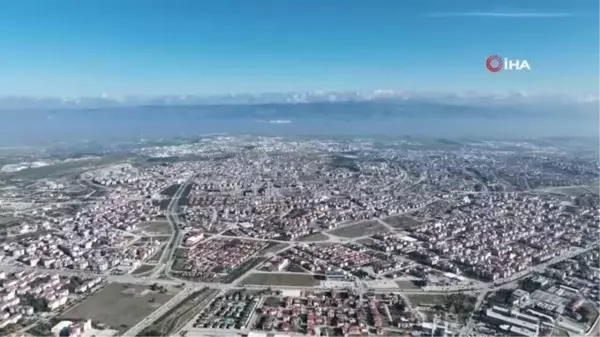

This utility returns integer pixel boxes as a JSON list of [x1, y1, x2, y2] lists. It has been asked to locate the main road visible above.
[[151, 175, 195, 278], [121, 287, 196, 337], [0, 263, 488, 295]]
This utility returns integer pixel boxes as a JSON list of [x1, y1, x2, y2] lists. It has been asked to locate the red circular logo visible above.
[[486, 55, 503, 72]]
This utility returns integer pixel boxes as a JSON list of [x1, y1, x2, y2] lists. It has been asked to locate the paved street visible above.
[[151, 177, 194, 278], [122, 288, 195, 337]]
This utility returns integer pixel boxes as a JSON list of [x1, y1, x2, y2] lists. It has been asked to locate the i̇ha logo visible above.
[[486, 55, 531, 72]]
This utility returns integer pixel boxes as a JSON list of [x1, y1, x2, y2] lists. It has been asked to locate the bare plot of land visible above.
[[552, 327, 570, 337], [159, 199, 170, 211], [381, 215, 421, 229], [328, 220, 389, 238], [0, 217, 19, 228], [260, 242, 290, 256], [139, 235, 170, 242], [146, 245, 167, 263], [286, 263, 310, 273], [356, 238, 375, 246], [561, 186, 596, 196], [223, 258, 266, 283], [137, 221, 172, 235], [131, 264, 156, 275], [590, 183, 600, 195], [297, 232, 329, 242], [59, 282, 178, 333], [161, 184, 181, 197], [396, 280, 423, 290], [262, 296, 280, 306], [240, 272, 320, 287], [406, 294, 447, 307]]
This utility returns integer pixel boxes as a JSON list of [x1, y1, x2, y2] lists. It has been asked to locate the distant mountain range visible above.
[[0, 90, 597, 109], [0, 91, 597, 146]]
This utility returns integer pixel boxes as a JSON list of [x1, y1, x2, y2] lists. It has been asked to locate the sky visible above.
[[0, 0, 598, 97]]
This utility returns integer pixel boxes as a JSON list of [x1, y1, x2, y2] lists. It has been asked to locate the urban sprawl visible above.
[[0, 135, 598, 337]]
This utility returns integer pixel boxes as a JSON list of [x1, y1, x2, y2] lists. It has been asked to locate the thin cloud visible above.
[[427, 12, 574, 18]]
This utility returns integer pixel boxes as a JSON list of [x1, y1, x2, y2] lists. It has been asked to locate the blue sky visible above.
[[0, 0, 597, 96]]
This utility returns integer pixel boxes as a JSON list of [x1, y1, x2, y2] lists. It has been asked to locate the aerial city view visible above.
[[0, 1, 598, 337]]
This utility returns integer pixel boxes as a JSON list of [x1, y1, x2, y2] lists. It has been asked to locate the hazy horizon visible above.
[[0, 99, 597, 146]]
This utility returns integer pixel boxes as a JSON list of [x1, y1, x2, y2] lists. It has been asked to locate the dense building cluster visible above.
[[0, 271, 101, 329], [173, 238, 269, 281], [254, 290, 414, 336], [405, 192, 599, 281]]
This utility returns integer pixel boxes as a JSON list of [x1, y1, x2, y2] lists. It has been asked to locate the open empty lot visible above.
[[0, 216, 19, 228], [137, 221, 172, 235], [59, 283, 179, 333], [406, 294, 448, 306], [131, 264, 156, 275], [591, 183, 600, 195], [328, 220, 389, 238], [297, 232, 329, 242], [356, 238, 376, 246], [259, 242, 289, 256], [536, 184, 600, 197], [381, 215, 421, 229], [396, 280, 423, 290], [161, 184, 181, 197], [240, 272, 320, 287], [551, 327, 570, 337]]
